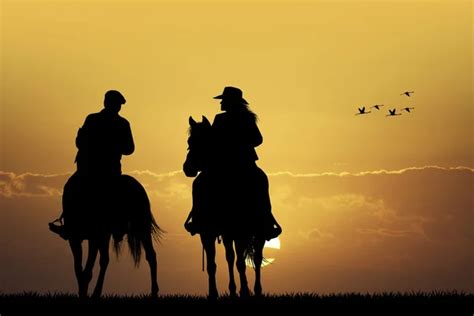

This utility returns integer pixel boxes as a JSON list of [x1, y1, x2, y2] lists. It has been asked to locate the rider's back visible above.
[[212, 111, 262, 170], [75, 110, 134, 177]]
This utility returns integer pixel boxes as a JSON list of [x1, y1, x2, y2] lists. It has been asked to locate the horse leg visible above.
[[142, 233, 159, 298], [200, 234, 218, 299], [253, 238, 265, 297], [223, 236, 237, 297], [81, 239, 99, 298], [69, 239, 86, 298], [91, 235, 110, 299], [235, 239, 250, 298]]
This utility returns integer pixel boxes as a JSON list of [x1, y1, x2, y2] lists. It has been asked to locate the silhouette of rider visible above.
[[184, 87, 261, 234], [50, 90, 134, 239], [75, 90, 134, 177], [212, 86, 262, 170], [185, 86, 281, 240]]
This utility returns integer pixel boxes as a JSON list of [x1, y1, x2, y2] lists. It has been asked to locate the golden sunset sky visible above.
[[1, 0, 472, 295]]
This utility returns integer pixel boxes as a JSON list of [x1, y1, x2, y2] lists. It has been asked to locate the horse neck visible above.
[[183, 147, 212, 176], [194, 138, 215, 170]]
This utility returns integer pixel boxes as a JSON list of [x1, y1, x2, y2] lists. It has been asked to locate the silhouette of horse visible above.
[[183, 116, 280, 299], [59, 173, 162, 298]]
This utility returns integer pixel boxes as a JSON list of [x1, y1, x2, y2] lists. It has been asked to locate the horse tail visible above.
[[243, 166, 273, 268], [243, 236, 270, 269], [112, 175, 164, 267], [243, 239, 257, 266], [127, 207, 164, 267]]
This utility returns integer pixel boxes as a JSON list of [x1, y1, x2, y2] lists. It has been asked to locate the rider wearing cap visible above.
[[75, 90, 134, 177], [51, 90, 134, 240]]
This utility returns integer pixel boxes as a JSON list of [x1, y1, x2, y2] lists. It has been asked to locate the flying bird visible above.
[[355, 107, 371, 115], [386, 108, 401, 117], [402, 107, 415, 113], [370, 104, 384, 110], [400, 91, 414, 97]]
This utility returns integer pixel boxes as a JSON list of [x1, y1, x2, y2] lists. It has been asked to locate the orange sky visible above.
[[1, 0, 472, 174], [0, 0, 472, 295]]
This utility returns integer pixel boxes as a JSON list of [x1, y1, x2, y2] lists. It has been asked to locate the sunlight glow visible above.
[[246, 257, 275, 268], [245, 237, 281, 267], [264, 237, 281, 249]]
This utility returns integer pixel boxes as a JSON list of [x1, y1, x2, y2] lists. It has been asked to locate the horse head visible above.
[[183, 116, 212, 177]]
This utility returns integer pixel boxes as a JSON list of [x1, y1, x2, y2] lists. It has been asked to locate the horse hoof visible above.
[[151, 284, 159, 298], [78, 293, 88, 300], [78, 287, 88, 300], [208, 290, 218, 300], [239, 288, 250, 298]]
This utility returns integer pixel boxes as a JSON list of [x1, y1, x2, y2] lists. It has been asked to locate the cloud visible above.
[[357, 228, 422, 238], [2, 165, 471, 197], [1, 166, 471, 246], [268, 165, 473, 177], [302, 228, 335, 241], [0, 166, 472, 293], [263, 166, 472, 292], [0, 170, 189, 198], [0, 171, 69, 197]]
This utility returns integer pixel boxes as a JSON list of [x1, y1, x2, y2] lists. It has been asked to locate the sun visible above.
[[245, 237, 281, 268], [264, 237, 281, 250]]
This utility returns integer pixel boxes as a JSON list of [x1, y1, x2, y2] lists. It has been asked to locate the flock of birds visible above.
[[355, 91, 415, 117]]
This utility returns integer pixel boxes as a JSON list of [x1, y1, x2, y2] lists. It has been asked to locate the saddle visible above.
[[49, 173, 126, 241]]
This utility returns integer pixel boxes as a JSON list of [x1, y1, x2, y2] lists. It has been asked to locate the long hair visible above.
[[230, 102, 258, 123]]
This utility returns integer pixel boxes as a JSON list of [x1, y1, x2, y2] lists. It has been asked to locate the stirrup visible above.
[[184, 221, 198, 236], [49, 217, 69, 240]]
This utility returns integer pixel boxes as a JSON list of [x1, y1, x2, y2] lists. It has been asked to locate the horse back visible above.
[[193, 165, 270, 237], [62, 173, 153, 239]]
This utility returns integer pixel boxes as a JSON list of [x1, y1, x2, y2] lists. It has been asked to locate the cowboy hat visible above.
[[213, 86, 248, 105]]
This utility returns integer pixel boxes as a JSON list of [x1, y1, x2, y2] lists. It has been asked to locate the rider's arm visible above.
[[121, 121, 135, 155], [75, 115, 92, 149], [245, 118, 263, 148], [250, 123, 263, 147]]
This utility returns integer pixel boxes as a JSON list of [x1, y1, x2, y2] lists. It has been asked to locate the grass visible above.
[[0, 291, 471, 314]]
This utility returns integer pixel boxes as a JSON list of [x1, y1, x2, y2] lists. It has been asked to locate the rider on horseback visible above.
[[50, 90, 134, 240], [211, 86, 262, 170], [75, 90, 134, 178], [185, 86, 281, 240]]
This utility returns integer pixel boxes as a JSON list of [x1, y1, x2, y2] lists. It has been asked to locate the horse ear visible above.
[[189, 116, 197, 127], [202, 115, 211, 126]]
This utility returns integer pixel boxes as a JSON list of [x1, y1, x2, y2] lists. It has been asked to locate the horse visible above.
[[56, 172, 162, 299], [183, 116, 281, 299]]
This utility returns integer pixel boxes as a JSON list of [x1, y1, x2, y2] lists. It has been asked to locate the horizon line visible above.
[[1, 165, 472, 179]]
